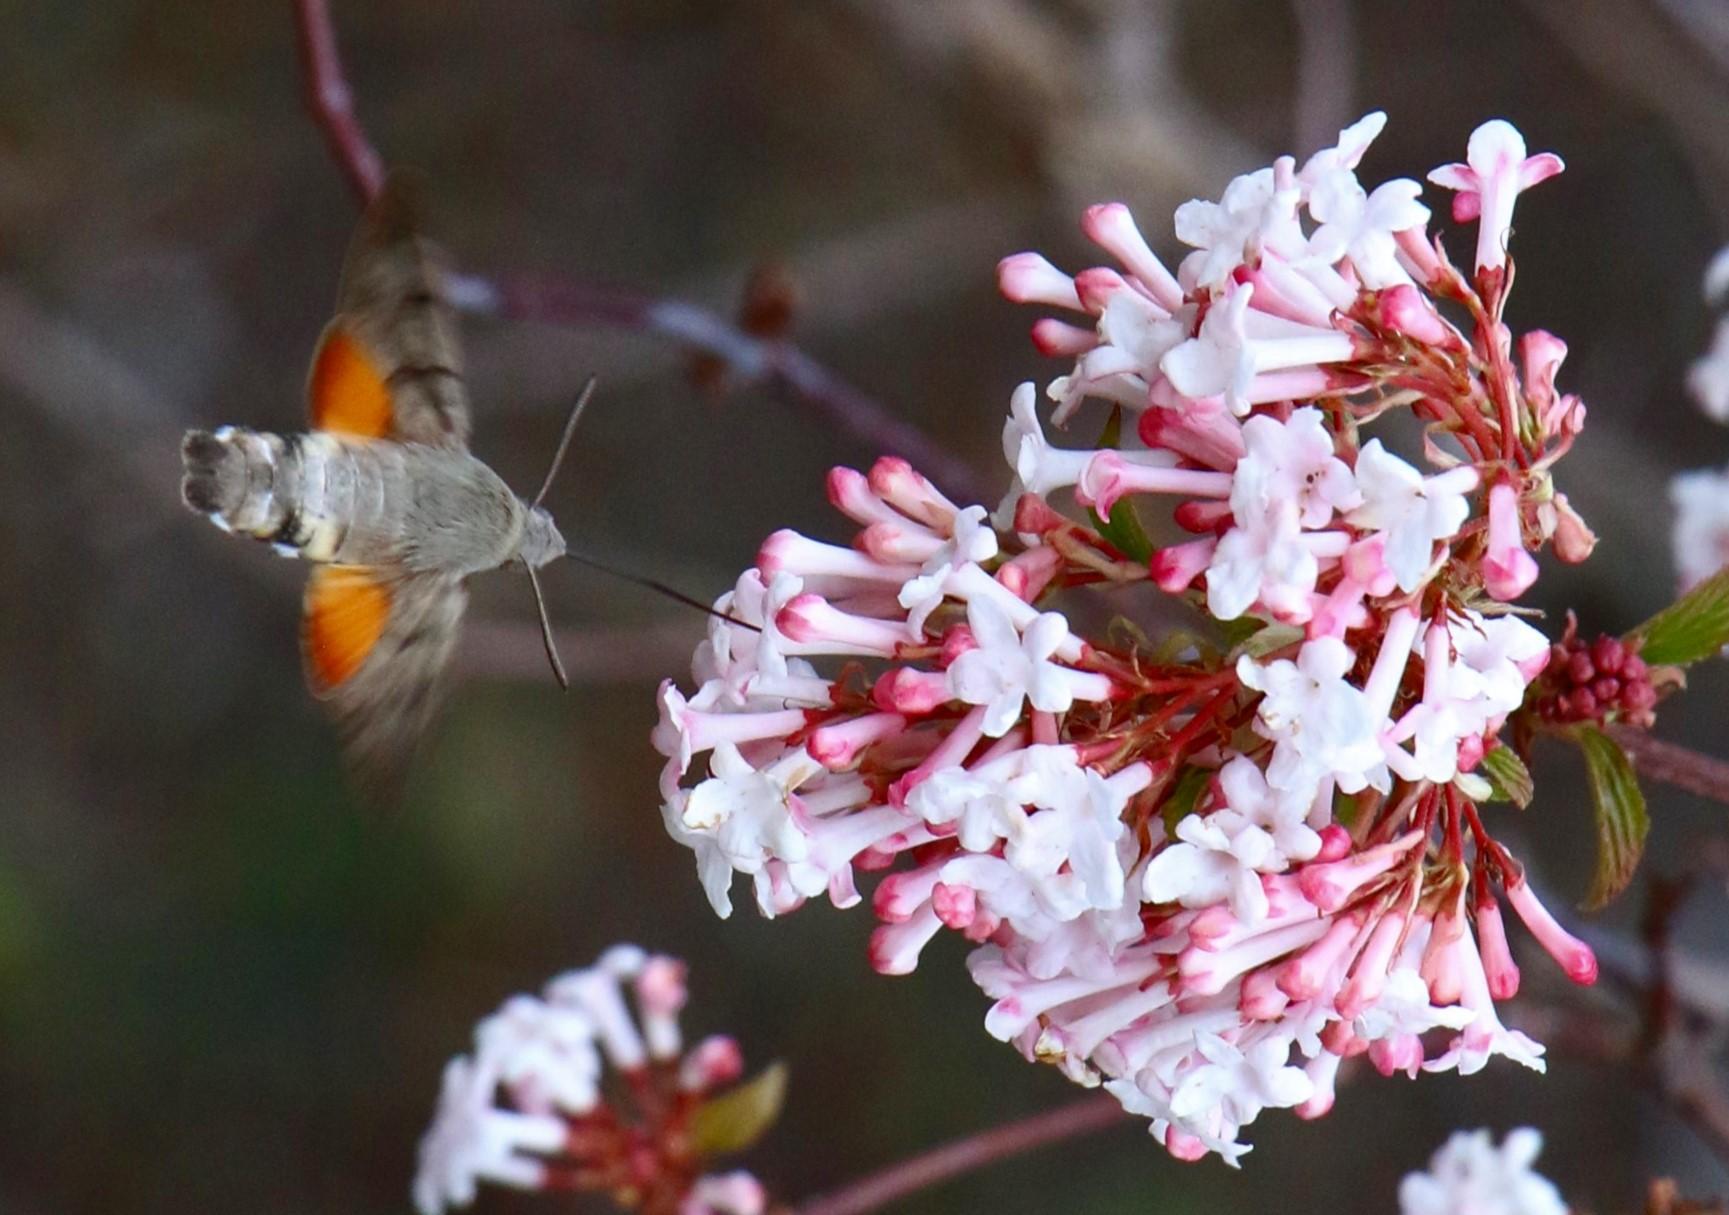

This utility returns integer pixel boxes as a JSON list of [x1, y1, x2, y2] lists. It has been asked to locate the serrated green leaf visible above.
[[1160, 765, 1211, 833], [1629, 565, 1729, 666], [1574, 725, 1649, 910], [688, 1061, 787, 1157], [1478, 745, 1534, 808]]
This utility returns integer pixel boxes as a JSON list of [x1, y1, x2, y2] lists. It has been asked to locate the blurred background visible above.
[[4, 0, 1729, 1211]]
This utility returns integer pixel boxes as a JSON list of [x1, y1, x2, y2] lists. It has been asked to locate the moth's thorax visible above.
[[515, 507, 566, 569], [183, 428, 530, 575]]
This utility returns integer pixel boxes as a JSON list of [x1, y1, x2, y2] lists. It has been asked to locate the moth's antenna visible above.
[[526, 564, 571, 690], [565, 550, 762, 632], [532, 376, 598, 511]]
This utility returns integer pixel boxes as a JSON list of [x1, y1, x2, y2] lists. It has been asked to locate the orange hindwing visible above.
[[307, 323, 392, 438], [303, 565, 392, 693]]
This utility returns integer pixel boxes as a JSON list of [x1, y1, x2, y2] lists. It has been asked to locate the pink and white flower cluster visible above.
[[654, 115, 1599, 1163], [414, 946, 765, 1215], [1671, 245, 1729, 593]]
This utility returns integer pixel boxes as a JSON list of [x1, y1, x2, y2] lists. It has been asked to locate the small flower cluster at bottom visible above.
[[1398, 1127, 1565, 1215], [414, 945, 765, 1215]]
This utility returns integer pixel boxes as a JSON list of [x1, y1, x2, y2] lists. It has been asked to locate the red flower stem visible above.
[[1608, 726, 1729, 810], [793, 1094, 1124, 1215]]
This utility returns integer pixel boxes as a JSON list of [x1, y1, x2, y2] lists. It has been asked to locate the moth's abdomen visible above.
[[181, 428, 404, 563]]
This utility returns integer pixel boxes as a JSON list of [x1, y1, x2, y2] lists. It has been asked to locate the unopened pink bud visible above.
[[1505, 876, 1598, 984], [1164, 1127, 1210, 1162], [997, 546, 1063, 602], [1315, 825, 1353, 863], [807, 712, 906, 770], [827, 466, 897, 527], [1151, 537, 1217, 593], [1368, 1033, 1425, 1078], [1551, 492, 1597, 564], [931, 881, 977, 931], [1030, 317, 1099, 357], [1474, 895, 1521, 999], [872, 668, 950, 715], [1081, 203, 1183, 310], [998, 252, 1081, 310], [1377, 283, 1455, 346], [681, 1035, 745, 1091], [868, 457, 956, 530], [1012, 493, 1069, 536], [1483, 482, 1539, 601]]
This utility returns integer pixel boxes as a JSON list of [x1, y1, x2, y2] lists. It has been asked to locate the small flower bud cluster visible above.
[[653, 116, 1597, 1163], [414, 946, 765, 1215], [1529, 614, 1656, 728]]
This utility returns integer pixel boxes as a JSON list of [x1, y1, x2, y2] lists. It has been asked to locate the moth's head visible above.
[[518, 505, 566, 569]]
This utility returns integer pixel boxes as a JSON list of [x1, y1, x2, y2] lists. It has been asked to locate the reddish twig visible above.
[[1609, 725, 1729, 809], [793, 1093, 1124, 1215], [288, 0, 988, 502], [292, 0, 384, 205]]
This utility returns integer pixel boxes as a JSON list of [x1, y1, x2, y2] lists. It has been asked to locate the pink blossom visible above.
[[1427, 119, 1564, 273]]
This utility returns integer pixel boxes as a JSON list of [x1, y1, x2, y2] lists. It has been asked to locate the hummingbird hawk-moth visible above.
[[181, 178, 582, 793]]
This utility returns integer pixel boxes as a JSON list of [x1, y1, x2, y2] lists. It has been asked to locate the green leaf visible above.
[[1160, 765, 1211, 833], [688, 1061, 787, 1157], [1478, 745, 1534, 809], [1229, 621, 1305, 660], [1629, 565, 1729, 666], [1574, 725, 1650, 910]]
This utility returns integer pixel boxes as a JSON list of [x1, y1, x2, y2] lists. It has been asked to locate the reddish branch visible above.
[[288, 0, 987, 501], [1610, 725, 1729, 809], [793, 1094, 1124, 1215]]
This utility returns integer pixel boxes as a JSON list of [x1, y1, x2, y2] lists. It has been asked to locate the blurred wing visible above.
[[307, 173, 472, 448], [302, 564, 468, 797]]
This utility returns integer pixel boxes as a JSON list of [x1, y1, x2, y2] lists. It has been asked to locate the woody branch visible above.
[[288, 0, 988, 501]]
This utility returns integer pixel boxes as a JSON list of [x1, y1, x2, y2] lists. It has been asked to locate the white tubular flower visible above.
[[1306, 176, 1430, 289], [1174, 168, 1305, 290], [415, 950, 765, 1215], [1142, 811, 1275, 923], [1428, 119, 1564, 274], [1231, 406, 1362, 528], [1398, 1128, 1566, 1215], [1346, 439, 1478, 591], [1239, 637, 1387, 799], [896, 503, 999, 637], [1353, 968, 1475, 1043], [415, 1056, 567, 1215], [947, 598, 1108, 736]]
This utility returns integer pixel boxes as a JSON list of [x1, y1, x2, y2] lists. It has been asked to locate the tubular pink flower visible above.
[[1368, 1033, 1425, 1078], [806, 712, 907, 770], [997, 251, 1082, 310], [858, 518, 946, 564], [1483, 482, 1539, 601], [1427, 119, 1564, 273], [869, 905, 943, 975], [1336, 906, 1408, 1018], [678, 1035, 744, 1092], [871, 667, 951, 715], [997, 545, 1064, 602], [1504, 877, 1598, 985], [1179, 918, 1331, 997], [1139, 398, 1248, 470], [1076, 452, 1233, 516], [826, 465, 902, 528], [1081, 203, 1184, 310], [1420, 896, 1467, 1006], [1239, 255, 1337, 328], [654, 682, 810, 773], [1277, 910, 1364, 1000], [1297, 831, 1423, 913], [1376, 283, 1457, 347], [1031, 317, 1099, 356], [1361, 607, 1422, 722], [776, 594, 909, 657], [1474, 894, 1521, 999], [869, 456, 958, 530], [888, 706, 988, 807], [1393, 226, 1443, 284]]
